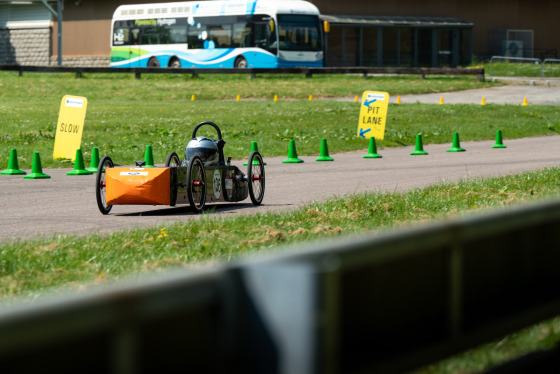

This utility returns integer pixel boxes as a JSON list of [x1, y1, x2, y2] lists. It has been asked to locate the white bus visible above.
[[110, 0, 328, 69]]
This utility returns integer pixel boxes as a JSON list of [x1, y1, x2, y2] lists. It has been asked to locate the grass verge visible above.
[[2, 166, 560, 373], [1, 72, 503, 169], [2, 79, 560, 169], [2, 166, 560, 300]]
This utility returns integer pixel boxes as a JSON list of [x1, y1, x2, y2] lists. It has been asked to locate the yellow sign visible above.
[[53, 95, 88, 160], [357, 91, 389, 140]]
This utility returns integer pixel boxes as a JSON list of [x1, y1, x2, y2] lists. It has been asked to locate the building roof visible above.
[[321, 14, 473, 28]]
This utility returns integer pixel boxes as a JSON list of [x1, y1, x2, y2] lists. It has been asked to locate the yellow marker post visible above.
[[53, 95, 88, 161], [357, 91, 389, 140]]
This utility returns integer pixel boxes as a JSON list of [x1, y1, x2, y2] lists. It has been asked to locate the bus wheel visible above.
[[169, 58, 181, 68], [234, 56, 247, 68], [148, 57, 160, 68]]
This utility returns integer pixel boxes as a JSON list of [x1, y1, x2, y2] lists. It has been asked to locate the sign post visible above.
[[53, 95, 88, 161], [357, 91, 389, 140]]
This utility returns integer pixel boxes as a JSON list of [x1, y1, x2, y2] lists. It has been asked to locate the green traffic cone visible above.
[[244, 141, 267, 165], [67, 149, 94, 175], [446, 132, 466, 152], [24, 152, 50, 179], [315, 138, 334, 161], [282, 139, 304, 163], [410, 134, 428, 155], [87, 147, 100, 172], [363, 137, 382, 159], [492, 129, 507, 148], [0, 148, 26, 175], [144, 145, 155, 167]]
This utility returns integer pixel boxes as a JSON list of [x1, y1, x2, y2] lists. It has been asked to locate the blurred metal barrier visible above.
[[489, 56, 542, 78], [1, 199, 560, 373], [0, 64, 486, 81], [543, 58, 560, 78], [489, 55, 560, 81]]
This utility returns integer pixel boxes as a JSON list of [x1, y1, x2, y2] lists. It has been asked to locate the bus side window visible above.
[[113, 28, 130, 46], [170, 26, 187, 44], [130, 28, 140, 45], [187, 26, 205, 49], [233, 23, 252, 47], [208, 24, 232, 48]]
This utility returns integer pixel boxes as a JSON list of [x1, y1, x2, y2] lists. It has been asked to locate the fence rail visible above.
[[490, 55, 560, 78], [0, 64, 485, 81], [543, 58, 560, 78], [1, 198, 560, 373]]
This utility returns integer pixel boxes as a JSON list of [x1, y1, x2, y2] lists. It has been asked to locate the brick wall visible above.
[[49, 56, 110, 67], [0, 28, 50, 65], [0, 27, 110, 66]]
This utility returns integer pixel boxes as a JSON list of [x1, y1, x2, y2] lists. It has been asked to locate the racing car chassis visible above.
[[95, 121, 265, 214]]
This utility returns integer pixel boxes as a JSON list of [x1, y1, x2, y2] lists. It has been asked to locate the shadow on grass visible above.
[[114, 202, 289, 217]]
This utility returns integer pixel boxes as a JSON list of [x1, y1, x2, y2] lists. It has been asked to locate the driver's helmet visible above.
[[185, 136, 219, 166]]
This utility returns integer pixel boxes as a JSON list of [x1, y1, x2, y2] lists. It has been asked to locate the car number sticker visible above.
[[225, 178, 233, 190], [213, 169, 221, 199], [120, 171, 149, 176]]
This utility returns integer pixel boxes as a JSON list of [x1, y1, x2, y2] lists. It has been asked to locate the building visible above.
[[0, 0, 558, 67]]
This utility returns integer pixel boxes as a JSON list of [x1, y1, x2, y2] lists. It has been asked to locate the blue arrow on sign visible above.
[[363, 98, 377, 107], [359, 128, 371, 138]]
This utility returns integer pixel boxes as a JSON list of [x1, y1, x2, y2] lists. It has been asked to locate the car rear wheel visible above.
[[165, 152, 180, 167], [187, 155, 206, 213], [247, 151, 265, 205], [96, 156, 114, 215]]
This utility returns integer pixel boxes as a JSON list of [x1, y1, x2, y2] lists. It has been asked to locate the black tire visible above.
[[247, 151, 265, 205], [165, 152, 180, 206], [187, 155, 206, 214], [235, 56, 247, 68], [165, 151, 180, 167], [148, 57, 160, 68], [169, 58, 181, 68], [95, 156, 114, 215]]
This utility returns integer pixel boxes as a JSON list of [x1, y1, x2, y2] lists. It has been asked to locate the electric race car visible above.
[[95, 121, 265, 214]]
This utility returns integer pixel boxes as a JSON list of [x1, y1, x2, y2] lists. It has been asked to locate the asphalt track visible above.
[[1, 84, 559, 242]]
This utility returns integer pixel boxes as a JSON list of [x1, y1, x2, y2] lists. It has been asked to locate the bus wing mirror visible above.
[[323, 21, 330, 33], [269, 20, 275, 32]]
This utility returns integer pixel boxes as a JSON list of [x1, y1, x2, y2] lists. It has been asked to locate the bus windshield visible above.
[[277, 14, 322, 52]]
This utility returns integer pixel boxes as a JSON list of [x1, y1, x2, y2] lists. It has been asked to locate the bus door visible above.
[[129, 27, 141, 67], [112, 22, 141, 67], [253, 16, 277, 56]]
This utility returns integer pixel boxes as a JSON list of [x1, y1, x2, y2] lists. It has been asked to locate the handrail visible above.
[[0, 64, 485, 81]]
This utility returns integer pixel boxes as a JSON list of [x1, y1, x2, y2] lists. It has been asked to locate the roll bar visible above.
[[192, 121, 226, 165]]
